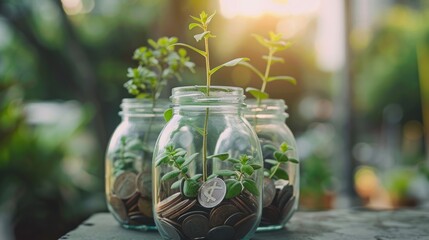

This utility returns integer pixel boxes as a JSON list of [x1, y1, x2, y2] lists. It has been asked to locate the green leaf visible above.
[[238, 62, 264, 81], [189, 23, 202, 30], [171, 179, 182, 189], [164, 108, 173, 122], [191, 174, 203, 181], [174, 149, 187, 157], [246, 87, 269, 100], [175, 157, 185, 165], [194, 31, 211, 42], [182, 153, 199, 167], [241, 165, 254, 176], [214, 169, 236, 177], [205, 11, 216, 25], [267, 76, 297, 85], [289, 158, 299, 164], [183, 179, 200, 198], [265, 159, 278, 165], [252, 34, 271, 48], [172, 43, 206, 57], [280, 142, 289, 152], [227, 158, 241, 164], [263, 144, 278, 152], [190, 15, 203, 24], [147, 38, 157, 49], [161, 170, 181, 182], [155, 154, 169, 167], [274, 151, 288, 163], [272, 167, 289, 180], [225, 180, 242, 199], [250, 164, 262, 170], [209, 58, 249, 76], [243, 179, 259, 196], [208, 153, 230, 161]]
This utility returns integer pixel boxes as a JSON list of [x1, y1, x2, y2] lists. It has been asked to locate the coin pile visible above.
[[156, 192, 259, 240], [108, 171, 154, 226], [260, 177, 295, 226]]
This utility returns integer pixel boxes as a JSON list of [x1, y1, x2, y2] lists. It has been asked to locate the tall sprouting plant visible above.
[[239, 32, 296, 102], [168, 11, 249, 181], [125, 37, 195, 105]]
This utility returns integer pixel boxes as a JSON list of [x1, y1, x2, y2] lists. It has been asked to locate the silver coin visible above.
[[198, 178, 226, 208], [262, 177, 276, 208]]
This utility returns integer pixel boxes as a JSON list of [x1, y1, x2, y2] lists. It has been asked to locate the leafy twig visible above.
[[239, 32, 296, 103], [263, 142, 299, 180]]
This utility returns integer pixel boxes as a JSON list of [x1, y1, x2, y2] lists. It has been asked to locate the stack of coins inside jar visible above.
[[261, 178, 295, 226], [155, 178, 259, 240], [108, 171, 154, 226]]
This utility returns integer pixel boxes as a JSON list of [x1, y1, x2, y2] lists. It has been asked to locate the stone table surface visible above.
[[62, 208, 429, 240]]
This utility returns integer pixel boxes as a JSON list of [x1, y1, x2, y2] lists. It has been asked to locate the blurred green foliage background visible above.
[[0, 0, 428, 239]]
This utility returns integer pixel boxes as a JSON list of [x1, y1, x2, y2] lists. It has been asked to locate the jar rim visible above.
[[120, 98, 169, 117], [171, 86, 245, 106], [244, 98, 288, 119]]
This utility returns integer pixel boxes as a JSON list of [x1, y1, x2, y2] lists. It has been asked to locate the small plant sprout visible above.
[[239, 32, 296, 102], [263, 142, 299, 180], [125, 37, 195, 104], [111, 136, 143, 176], [208, 153, 262, 199], [167, 11, 249, 182], [155, 145, 200, 197], [173, 11, 249, 96]]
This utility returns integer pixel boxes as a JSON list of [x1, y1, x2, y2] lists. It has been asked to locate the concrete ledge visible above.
[[62, 208, 429, 239]]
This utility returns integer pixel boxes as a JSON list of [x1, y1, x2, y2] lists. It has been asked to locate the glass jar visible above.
[[153, 86, 263, 240], [105, 98, 168, 231], [244, 99, 300, 231]]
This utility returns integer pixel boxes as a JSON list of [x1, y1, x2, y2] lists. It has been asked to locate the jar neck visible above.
[[120, 98, 168, 120], [244, 99, 288, 122], [170, 86, 245, 114]]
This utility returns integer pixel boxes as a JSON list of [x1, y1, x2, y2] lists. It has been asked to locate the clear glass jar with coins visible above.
[[105, 99, 168, 230], [152, 86, 264, 240], [245, 99, 300, 231]]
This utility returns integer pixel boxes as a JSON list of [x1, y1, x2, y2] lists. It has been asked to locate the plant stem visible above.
[[201, 26, 211, 182], [260, 48, 274, 94], [269, 162, 281, 179]]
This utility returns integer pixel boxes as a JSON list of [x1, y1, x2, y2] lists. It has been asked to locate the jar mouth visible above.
[[244, 99, 288, 119], [171, 86, 245, 106], [120, 98, 169, 117]]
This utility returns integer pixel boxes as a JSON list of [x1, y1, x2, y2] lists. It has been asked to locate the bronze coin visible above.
[[207, 225, 235, 240], [224, 212, 245, 226], [158, 219, 181, 240], [198, 178, 226, 208], [230, 197, 249, 214], [113, 171, 138, 200], [136, 172, 152, 198], [138, 197, 153, 217], [182, 214, 209, 239], [162, 198, 196, 219], [125, 191, 140, 209], [236, 195, 254, 214], [272, 189, 281, 207], [278, 185, 293, 210], [281, 196, 296, 220], [157, 192, 182, 213], [169, 199, 197, 220], [233, 213, 257, 240], [177, 211, 209, 223], [262, 205, 280, 224], [262, 177, 276, 208], [108, 195, 127, 222], [209, 204, 240, 227]]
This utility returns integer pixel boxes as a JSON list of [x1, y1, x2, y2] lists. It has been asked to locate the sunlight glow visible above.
[[61, 0, 94, 15], [219, 0, 321, 18]]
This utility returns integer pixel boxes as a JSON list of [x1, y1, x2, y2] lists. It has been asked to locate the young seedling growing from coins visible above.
[[239, 32, 296, 103], [106, 37, 194, 228], [154, 11, 263, 240]]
